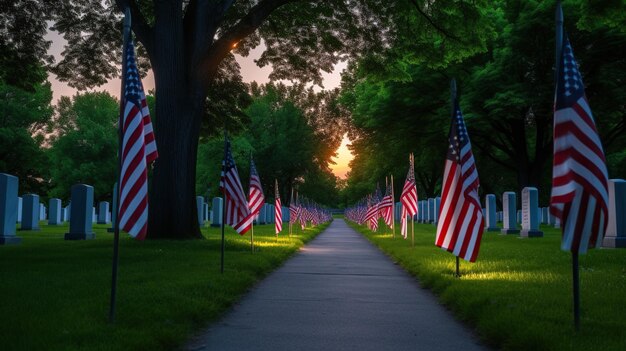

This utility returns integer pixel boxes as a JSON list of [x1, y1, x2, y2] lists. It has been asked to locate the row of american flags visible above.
[[345, 17, 609, 263], [220, 135, 331, 237]]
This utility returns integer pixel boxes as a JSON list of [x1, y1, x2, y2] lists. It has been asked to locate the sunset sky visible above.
[[46, 32, 353, 179]]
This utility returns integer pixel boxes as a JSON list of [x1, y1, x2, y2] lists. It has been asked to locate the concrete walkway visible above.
[[186, 219, 487, 351]]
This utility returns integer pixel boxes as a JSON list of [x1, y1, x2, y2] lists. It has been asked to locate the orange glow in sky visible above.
[[330, 134, 354, 179]]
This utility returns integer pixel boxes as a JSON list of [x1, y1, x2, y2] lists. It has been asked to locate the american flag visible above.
[[379, 180, 394, 229], [435, 89, 484, 262], [220, 136, 252, 235], [364, 195, 379, 231], [550, 34, 608, 254], [248, 156, 264, 219], [118, 39, 158, 240], [289, 189, 299, 223], [400, 153, 418, 238], [275, 180, 283, 234]]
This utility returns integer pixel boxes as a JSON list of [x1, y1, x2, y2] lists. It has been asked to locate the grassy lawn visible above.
[[0, 220, 327, 351], [347, 220, 626, 351]]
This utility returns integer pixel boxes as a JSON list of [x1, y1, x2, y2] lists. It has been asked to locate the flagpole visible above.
[[450, 79, 461, 276], [221, 133, 228, 274], [275, 179, 278, 242], [455, 256, 460, 278], [554, 1, 579, 330], [289, 187, 293, 238], [391, 174, 395, 238], [109, 7, 131, 324]]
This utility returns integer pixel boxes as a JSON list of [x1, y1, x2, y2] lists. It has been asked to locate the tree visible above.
[[0, 78, 53, 194], [47, 92, 119, 201]]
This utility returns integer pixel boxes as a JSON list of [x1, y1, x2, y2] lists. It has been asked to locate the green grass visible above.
[[0, 220, 327, 351], [347, 220, 626, 351]]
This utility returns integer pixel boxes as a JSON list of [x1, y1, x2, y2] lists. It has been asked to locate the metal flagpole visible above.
[[554, 1, 579, 330], [450, 79, 460, 277], [109, 7, 131, 324], [391, 174, 395, 238], [221, 133, 228, 274]]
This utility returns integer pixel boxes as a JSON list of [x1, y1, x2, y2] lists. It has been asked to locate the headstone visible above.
[[204, 203, 209, 223], [520, 187, 543, 237], [108, 182, 118, 232], [65, 184, 95, 240], [209, 210, 213, 224], [63, 207, 69, 222], [39, 203, 46, 221], [97, 202, 110, 224], [484, 194, 498, 231], [395, 202, 402, 222], [17, 197, 22, 223], [92, 207, 96, 224], [603, 179, 626, 248], [259, 204, 267, 225], [541, 207, 548, 224], [0, 173, 21, 244], [48, 198, 62, 225], [554, 218, 560, 229], [282, 206, 290, 222], [196, 196, 204, 226], [433, 197, 441, 225], [211, 197, 223, 227], [428, 198, 435, 223], [267, 204, 275, 224], [500, 191, 519, 234], [417, 201, 423, 222], [20, 194, 40, 231]]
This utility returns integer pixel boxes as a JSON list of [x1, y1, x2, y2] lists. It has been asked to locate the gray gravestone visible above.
[[211, 197, 223, 227], [39, 203, 46, 221], [204, 203, 209, 223], [259, 204, 267, 224], [520, 187, 543, 237], [65, 184, 95, 240], [500, 191, 519, 234], [20, 194, 40, 231], [48, 198, 62, 225], [485, 194, 498, 231], [108, 182, 118, 232], [92, 207, 96, 223], [63, 207, 68, 222], [395, 202, 402, 222], [17, 197, 22, 223], [268, 204, 275, 224], [282, 206, 290, 222], [417, 201, 423, 222], [428, 198, 435, 223], [541, 207, 548, 224], [603, 179, 626, 248], [196, 196, 204, 226], [97, 202, 109, 224], [1, 173, 21, 244], [434, 197, 441, 225]]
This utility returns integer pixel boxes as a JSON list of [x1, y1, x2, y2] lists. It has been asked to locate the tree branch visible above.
[[115, 0, 155, 56], [408, 0, 462, 42], [197, 0, 302, 84]]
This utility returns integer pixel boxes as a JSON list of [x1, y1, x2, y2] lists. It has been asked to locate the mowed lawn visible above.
[[348, 220, 626, 351], [0, 221, 327, 351]]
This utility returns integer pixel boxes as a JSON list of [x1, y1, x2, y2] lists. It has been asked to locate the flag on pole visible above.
[[275, 180, 283, 234], [220, 136, 252, 235], [118, 39, 158, 240], [380, 178, 394, 229], [435, 82, 484, 262], [400, 154, 418, 239], [289, 189, 299, 223], [248, 156, 264, 218], [550, 33, 609, 254]]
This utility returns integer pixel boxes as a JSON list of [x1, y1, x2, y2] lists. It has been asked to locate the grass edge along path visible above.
[[0, 221, 329, 351], [347, 220, 626, 351]]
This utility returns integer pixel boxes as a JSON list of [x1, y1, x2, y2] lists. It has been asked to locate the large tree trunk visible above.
[[146, 2, 203, 239]]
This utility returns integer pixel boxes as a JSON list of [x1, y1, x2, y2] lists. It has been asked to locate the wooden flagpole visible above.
[[220, 133, 228, 274], [411, 153, 415, 247], [109, 7, 131, 324]]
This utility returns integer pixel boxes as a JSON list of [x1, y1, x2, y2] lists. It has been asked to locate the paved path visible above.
[[186, 219, 487, 351]]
